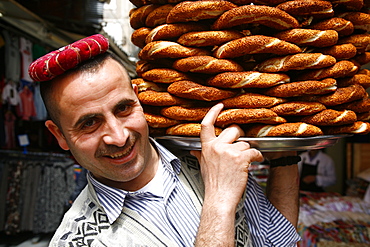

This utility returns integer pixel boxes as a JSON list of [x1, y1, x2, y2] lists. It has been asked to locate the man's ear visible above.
[[132, 83, 138, 95], [45, 120, 70, 151]]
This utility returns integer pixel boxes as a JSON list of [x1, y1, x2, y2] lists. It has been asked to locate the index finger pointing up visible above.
[[200, 103, 224, 143]]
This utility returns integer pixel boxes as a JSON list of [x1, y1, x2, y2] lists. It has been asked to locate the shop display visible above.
[[298, 192, 370, 246], [128, 0, 370, 139]]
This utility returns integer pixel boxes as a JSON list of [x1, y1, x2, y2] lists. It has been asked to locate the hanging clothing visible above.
[[4, 111, 16, 149], [298, 150, 336, 192], [19, 86, 37, 121], [2, 30, 20, 82], [2, 82, 21, 107], [19, 37, 33, 82], [33, 83, 48, 121]]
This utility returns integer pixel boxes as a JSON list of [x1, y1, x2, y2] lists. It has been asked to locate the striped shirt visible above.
[[88, 139, 300, 246]]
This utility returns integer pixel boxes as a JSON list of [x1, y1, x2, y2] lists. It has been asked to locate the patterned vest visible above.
[[49, 154, 251, 247]]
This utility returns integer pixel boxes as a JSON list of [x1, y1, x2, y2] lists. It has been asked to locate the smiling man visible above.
[[30, 34, 301, 247]]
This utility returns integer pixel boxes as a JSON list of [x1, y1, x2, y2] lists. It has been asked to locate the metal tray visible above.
[[155, 135, 351, 151]]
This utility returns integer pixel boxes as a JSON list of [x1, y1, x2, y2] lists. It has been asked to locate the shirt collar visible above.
[[87, 137, 181, 224]]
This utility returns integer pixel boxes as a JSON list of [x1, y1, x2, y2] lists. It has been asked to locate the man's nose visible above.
[[102, 118, 128, 147]]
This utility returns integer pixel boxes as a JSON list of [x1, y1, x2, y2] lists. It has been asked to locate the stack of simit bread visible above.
[[129, 0, 370, 137]]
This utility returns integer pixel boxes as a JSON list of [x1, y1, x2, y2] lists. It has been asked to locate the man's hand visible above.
[[191, 103, 263, 207], [302, 175, 316, 184], [192, 103, 263, 246]]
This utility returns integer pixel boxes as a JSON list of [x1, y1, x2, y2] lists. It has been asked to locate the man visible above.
[[29, 34, 301, 246], [298, 149, 336, 192]]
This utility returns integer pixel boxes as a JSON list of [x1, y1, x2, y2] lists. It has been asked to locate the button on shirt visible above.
[[89, 145, 200, 247]]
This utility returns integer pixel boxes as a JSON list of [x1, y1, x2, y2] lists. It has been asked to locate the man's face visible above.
[[46, 58, 157, 190]]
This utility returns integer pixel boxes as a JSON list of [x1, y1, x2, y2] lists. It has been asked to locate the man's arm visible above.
[[265, 152, 300, 228], [191, 103, 264, 246]]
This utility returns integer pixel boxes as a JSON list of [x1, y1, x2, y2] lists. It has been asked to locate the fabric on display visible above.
[[19, 86, 36, 121], [0, 151, 75, 235], [19, 37, 33, 82], [2, 30, 20, 83]]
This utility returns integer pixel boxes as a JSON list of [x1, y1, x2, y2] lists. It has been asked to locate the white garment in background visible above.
[[19, 37, 33, 82], [2, 82, 20, 106], [364, 185, 370, 203], [298, 150, 337, 188], [357, 168, 370, 203]]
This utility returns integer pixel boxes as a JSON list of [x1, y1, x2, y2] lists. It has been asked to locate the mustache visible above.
[[95, 137, 135, 157]]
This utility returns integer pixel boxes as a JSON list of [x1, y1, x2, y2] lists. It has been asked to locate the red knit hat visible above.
[[28, 34, 109, 82]]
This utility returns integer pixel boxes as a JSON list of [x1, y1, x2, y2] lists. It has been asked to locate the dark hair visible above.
[[40, 51, 127, 128]]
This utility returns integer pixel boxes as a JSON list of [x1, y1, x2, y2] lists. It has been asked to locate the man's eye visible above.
[[117, 104, 131, 115], [83, 119, 96, 128]]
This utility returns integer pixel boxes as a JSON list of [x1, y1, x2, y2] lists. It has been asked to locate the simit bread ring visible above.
[[129, 0, 148, 7], [255, 53, 337, 73], [144, 112, 183, 128], [276, 0, 334, 19], [295, 60, 358, 81], [337, 34, 370, 53], [316, 84, 367, 106], [135, 59, 174, 77], [212, 5, 299, 31], [337, 74, 370, 89], [138, 41, 211, 60], [264, 78, 337, 97], [274, 29, 338, 48], [214, 35, 301, 59], [166, 0, 237, 23], [172, 55, 244, 74], [207, 71, 290, 88], [132, 78, 167, 92], [167, 80, 238, 101], [244, 122, 323, 137], [308, 17, 354, 37], [138, 90, 191, 106], [322, 121, 370, 135], [333, 98, 370, 113], [145, 23, 209, 43], [215, 108, 286, 128], [177, 30, 244, 47], [141, 68, 195, 83], [161, 106, 211, 121], [221, 92, 287, 108], [358, 69, 370, 76], [329, 0, 364, 10], [270, 101, 326, 116], [228, 0, 287, 5], [145, 4, 174, 27], [300, 109, 357, 126], [311, 44, 357, 60], [129, 4, 159, 29], [166, 123, 223, 136], [149, 127, 167, 137], [351, 52, 370, 66], [357, 112, 370, 121], [339, 12, 370, 32], [131, 27, 152, 49]]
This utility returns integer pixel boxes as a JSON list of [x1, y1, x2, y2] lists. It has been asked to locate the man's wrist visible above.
[[269, 156, 301, 168]]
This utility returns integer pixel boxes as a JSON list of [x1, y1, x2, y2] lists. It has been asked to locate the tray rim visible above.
[[155, 134, 352, 151], [155, 134, 351, 142]]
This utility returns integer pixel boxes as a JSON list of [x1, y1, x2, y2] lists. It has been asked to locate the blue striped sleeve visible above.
[[244, 175, 301, 247]]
